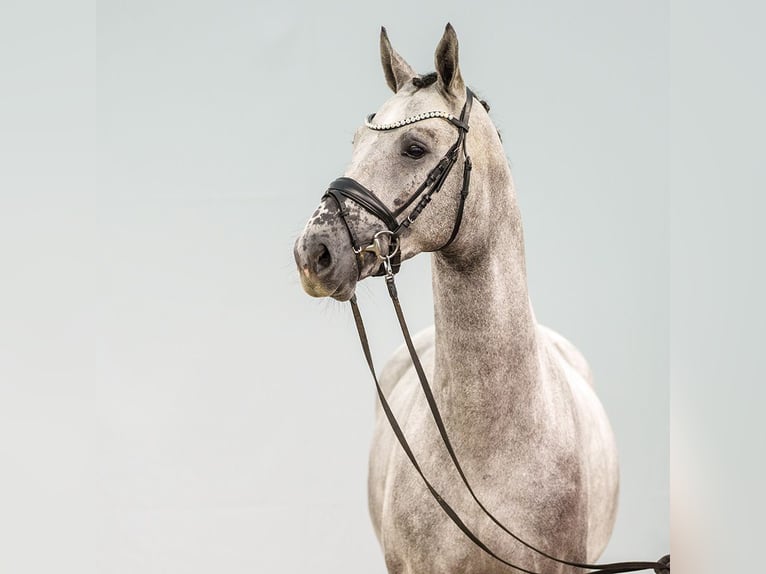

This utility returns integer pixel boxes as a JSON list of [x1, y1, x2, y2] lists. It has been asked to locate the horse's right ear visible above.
[[380, 27, 416, 93], [434, 23, 464, 97]]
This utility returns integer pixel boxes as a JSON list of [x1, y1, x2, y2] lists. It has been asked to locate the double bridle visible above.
[[323, 88, 474, 278], [318, 87, 669, 574]]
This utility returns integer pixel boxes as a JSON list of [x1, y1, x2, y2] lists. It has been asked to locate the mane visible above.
[[411, 73, 492, 113], [412, 72, 439, 88]]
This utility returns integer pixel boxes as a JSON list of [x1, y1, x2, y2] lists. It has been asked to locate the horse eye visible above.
[[403, 144, 426, 159]]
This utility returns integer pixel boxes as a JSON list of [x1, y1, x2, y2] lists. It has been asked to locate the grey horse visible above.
[[293, 24, 618, 574]]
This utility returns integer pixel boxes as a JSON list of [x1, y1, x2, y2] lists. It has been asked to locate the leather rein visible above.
[[321, 87, 670, 574]]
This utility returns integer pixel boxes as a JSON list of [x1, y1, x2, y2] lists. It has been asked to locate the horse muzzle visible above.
[[293, 229, 358, 301]]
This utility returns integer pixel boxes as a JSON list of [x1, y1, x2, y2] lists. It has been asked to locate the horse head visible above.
[[293, 24, 501, 301]]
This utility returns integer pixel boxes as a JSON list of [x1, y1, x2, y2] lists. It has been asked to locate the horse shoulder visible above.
[[536, 324, 619, 562]]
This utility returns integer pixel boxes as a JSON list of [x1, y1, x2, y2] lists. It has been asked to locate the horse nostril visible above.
[[316, 243, 332, 272]]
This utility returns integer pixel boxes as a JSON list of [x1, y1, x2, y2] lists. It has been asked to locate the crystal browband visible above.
[[365, 110, 460, 131]]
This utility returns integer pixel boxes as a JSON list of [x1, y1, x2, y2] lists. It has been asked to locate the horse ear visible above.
[[434, 23, 464, 96], [380, 27, 416, 93]]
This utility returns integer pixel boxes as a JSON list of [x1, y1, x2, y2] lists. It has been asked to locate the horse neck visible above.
[[431, 158, 543, 440]]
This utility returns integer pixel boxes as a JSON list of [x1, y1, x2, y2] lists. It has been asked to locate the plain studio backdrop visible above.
[[0, 1, 668, 573]]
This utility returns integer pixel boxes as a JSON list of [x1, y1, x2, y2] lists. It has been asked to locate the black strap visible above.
[[438, 91, 474, 250], [347, 276, 670, 574], [392, 140, 461, 221], [325, 178, 399, 232], [324, 190, 361, 250], [440, 155, 471, 250]]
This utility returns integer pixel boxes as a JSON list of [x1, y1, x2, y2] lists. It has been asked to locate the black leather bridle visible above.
[[322, 88, 474, 277], [320, 87, 670, 574]]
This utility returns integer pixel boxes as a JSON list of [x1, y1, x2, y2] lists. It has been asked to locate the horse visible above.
[[293, 24, 619, 574]]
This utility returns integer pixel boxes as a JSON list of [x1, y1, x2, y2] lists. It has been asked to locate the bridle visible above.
[[318, 87, 670, 574], [322, 88, 474, 278]]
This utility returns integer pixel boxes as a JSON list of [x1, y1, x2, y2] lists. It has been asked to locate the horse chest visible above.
[[369, 382, 588, 574]]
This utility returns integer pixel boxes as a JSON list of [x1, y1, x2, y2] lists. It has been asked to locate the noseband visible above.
[[322, 88, 475, 277]]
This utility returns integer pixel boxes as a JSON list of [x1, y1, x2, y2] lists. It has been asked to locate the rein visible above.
[[325, 87, 670, 574]]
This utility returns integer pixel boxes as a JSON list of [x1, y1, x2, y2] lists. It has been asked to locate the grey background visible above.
[[0, 1, 668, 572], [670, 0, 766, 572]]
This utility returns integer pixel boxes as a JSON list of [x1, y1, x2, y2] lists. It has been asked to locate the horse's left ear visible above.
[[434, 23, 465, 97]]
